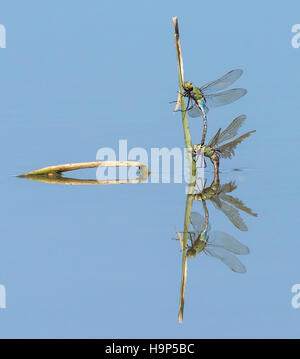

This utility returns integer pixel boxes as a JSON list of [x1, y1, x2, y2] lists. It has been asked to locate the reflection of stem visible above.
[[18, 161, 150, 177], [178, 248, 187, 324], [178, 186, 194, 323]]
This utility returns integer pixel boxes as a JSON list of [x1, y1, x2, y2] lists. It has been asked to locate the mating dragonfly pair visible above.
[[176, 174, 257, 273], [186, 211, 250, 273], [179, 69, 255, 168]]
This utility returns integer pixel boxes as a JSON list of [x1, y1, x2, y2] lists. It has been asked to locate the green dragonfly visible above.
[[183, 69, 247, 116], [194, 170, 258, 231], [193, 114, 255, 171], [182, 69, 247, 144], [188, 211, 250, 273]]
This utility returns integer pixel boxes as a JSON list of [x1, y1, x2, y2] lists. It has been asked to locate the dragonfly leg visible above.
[[176, 96, 193, 113], [187, 96, 192, 110]]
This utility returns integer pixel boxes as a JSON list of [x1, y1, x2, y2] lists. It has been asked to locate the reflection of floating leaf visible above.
[[17, 174, 149, 186], [18, 162, 150, 185]]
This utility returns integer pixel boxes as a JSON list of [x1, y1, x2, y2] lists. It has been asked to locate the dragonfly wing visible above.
[[211, 197, 248, 231], [190, 212, 205, 233], [217, 131, 256, 159], [204, 88, 247, 108], [208, 128, 221, 147], [204, 246, 247, 273], [218, 181, 237, 194], [190, 212, 211, 233], [200, 69, 243, 94], [216, 115, 247, 145], [187, 102, 209, 118], [209, 231, 250, 254], [219, 193, 258, 217]]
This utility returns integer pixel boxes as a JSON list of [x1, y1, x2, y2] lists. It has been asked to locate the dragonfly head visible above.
[[193, 144, 201, 153], [183, 82, 193, 92], [187, 247, 197, 258]]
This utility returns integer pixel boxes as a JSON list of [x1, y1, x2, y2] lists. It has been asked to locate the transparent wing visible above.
[[215, 115, 247, 145], [211, 197, 248, 231], [218, 181, 237, 194], [190, 212, 211, 233], [217, 130, 256, 159], [188, 231, 198, 242], [200, 69, 243, 94], [204, 246, 247, 273], [204, 88, 247, 108], [209, 231, 250, 254], [208, 128, 221, 147], [219, 193, 258, 217], [187, 102, 209, 118]]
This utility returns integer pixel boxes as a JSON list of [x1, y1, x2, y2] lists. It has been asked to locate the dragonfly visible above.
[[193, 114, 255, 172], [182, 69, 247, 145], [194, 170, 258, 231], [187, 211, 250, 273]]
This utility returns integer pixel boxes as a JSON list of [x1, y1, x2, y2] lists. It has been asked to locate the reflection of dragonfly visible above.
[[194, 170, 258, 231], [188, 211, 249, 273], [193, 115, 255, 172], [182, 69, 247, 145]]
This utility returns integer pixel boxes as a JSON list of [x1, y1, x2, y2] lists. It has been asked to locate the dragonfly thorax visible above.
[[203, 146, 215, 157], [193, 144, 215, 158]]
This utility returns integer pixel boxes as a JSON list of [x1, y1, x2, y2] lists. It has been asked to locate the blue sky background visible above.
[[0, 0, 300, 338]]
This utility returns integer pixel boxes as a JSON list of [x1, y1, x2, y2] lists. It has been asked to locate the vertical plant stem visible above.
[[173, 16, 196, 323], [172, 17, 196, 177]]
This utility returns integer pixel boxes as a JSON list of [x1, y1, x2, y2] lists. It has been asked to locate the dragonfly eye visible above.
[[183, 82, 193, 91], [187, 248, 196, 258]]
